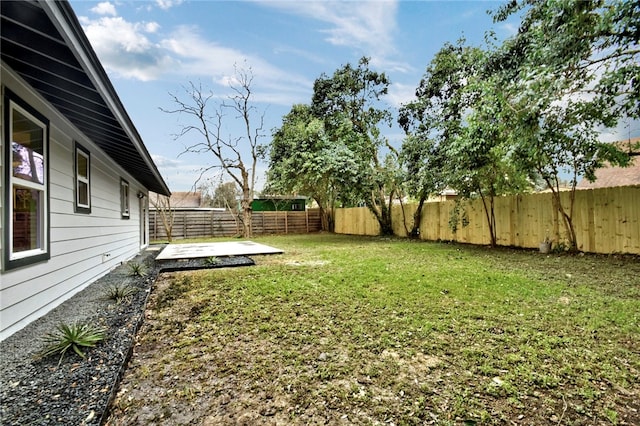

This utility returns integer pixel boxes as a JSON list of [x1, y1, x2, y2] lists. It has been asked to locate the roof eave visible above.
[[40, 1, 171, 196]]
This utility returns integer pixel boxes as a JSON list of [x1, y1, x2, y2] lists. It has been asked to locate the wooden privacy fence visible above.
[[150, 208, 322, 240], [335, 186, 640, 255]]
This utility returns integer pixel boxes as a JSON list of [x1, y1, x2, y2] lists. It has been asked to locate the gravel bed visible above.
[[0, 248, 254, 425]]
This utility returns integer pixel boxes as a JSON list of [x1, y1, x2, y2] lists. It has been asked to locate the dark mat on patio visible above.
[[157, 255, 255, 272]]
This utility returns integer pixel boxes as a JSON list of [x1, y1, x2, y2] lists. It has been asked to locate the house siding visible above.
[[1, 65, 149, 340]]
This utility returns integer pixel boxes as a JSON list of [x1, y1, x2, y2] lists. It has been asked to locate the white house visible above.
[[0, 1, 171, 340]]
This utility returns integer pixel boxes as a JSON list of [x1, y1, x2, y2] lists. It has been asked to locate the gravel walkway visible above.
[[0, 247, 254, 425]]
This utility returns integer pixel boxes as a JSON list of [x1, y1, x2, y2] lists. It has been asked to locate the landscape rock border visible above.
[[0, 247, 254, 425]]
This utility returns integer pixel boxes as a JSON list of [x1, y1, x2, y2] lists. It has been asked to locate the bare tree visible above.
[[163, 64, 265, 237], [150, 193, 175, 242]]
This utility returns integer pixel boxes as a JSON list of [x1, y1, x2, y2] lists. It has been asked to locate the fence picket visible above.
[[334, 187, 640, 255], [150, 209, 322, 240]]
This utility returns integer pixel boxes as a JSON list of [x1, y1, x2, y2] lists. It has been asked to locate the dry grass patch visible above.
[[107, 234, 640, 425]]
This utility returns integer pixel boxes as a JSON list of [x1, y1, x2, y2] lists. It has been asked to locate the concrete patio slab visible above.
[[156, 241, 283, 261]]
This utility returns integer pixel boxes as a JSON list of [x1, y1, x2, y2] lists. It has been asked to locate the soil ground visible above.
[[105, 236, 640, 425]]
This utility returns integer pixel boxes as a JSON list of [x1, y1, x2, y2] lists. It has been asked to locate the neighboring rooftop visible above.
[[577, 137, 640, 189], [149, 191, 202, 208]]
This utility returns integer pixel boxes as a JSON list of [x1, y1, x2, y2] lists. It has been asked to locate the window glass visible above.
[[77, 152, 88, 178], [78, 181, 89, 205], [121, 179, 130, 218], [12, 187, 44, 253], [75, 144, 90, 212], [5, 94, 49, 267], [12, 109, 44, 185]]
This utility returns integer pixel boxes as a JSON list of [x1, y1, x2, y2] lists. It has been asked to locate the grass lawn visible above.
[[107, 234, 640, 425]]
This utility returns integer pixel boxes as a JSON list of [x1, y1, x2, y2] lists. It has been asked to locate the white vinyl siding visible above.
[[1, 67, 148, 340]]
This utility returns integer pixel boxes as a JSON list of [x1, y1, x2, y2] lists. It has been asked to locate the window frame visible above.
[[120, 178, 130, 219], [3, 89, 51, 270], [74, 141, 91, 214]]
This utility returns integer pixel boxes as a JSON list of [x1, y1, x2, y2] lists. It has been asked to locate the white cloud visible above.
[[80, 15, 172, 81], [90, 2, 116, 16], [387, 82, 417, 108], [80, 11, 311, 105], [597, 119, 640, 143], [160, 25, 312, 104], [144, 22, 161, 33], [500, 22, 518, 37], [151, 154, 214, 191], [155, 0, 184, 11], [151, 154, 182, 169], [260, 1, 409, 73], [151, 153, 269, 193]]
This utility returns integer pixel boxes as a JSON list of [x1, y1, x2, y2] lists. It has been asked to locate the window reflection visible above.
[[12, 108, 44, 184], [13, 187, 42, 252]]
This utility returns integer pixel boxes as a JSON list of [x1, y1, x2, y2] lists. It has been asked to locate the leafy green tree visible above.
[[397, 135, 446, 238], [267, 104, 360, 231], [446, 76, 531, 246], [399, 41, 529, 245], [490, 0, 635, 251], [399, 41, 479, 237], [312, 57, 398, 235], [199, 180, 241, 209]]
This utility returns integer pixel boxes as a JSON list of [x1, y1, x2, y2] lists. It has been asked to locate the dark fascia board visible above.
[[39, 0, 171, 196]]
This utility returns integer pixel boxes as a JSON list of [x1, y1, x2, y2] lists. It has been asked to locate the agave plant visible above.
[[204, 256, 220, 266], [104, 283, 138, 304], [127, 261, 148, 277], [40, 322, 106, 365]]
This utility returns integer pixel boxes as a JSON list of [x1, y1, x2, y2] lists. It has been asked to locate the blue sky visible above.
[[69, 1, 636, 192]]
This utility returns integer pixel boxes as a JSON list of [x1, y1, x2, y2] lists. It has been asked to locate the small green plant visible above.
[[40, 322, 106, 365], [104, 283, 138, 304], [204, 256, 220, 266], [128, 261, 148, 277], [604, 408, 618, 424], [553, 241, 569, 253]]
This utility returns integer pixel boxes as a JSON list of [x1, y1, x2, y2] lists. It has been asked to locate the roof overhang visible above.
[[1, 0, 170, 195]]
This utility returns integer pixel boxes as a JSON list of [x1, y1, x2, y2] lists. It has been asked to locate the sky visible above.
[[68, 0, 638, 193]]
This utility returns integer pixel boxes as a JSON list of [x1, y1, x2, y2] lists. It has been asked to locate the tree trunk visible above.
[[366, 186, 394, 236], [409, 196, 426, 239], [478, 189, 497, 247], [545, 174, 578, 252], [240, 178, 252, 238], [551, 189, 578, 252], [378, 203, 394, 236]]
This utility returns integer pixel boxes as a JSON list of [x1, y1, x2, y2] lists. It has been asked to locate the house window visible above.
[[4, 90, 50, 269], [74, 142, 91, 213], [120, 178, 130, 218]]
